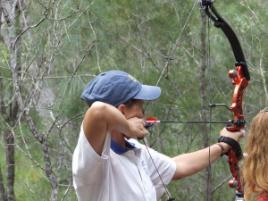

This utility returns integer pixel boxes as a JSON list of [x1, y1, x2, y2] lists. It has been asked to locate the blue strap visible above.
[[111, 139, 135, 154]]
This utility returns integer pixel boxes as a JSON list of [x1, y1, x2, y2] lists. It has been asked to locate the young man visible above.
[[72, 70, 243, 201]]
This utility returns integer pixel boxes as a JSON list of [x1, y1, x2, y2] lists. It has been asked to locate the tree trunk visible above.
[[0, 164, 7, 201], [4, 131, 15, 201], [0, 1, 23, 201]]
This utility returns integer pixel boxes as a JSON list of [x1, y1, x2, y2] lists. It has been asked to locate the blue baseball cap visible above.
[[81, 70, 161, 106]]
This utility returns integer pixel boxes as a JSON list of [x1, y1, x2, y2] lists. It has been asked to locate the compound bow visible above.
[[200, 1, 250, 200]]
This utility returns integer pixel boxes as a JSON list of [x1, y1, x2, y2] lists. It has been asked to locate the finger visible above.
[[241, 129, 246, 137]]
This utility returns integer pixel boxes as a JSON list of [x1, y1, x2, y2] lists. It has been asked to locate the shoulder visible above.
[[84, 101, 109, 119]]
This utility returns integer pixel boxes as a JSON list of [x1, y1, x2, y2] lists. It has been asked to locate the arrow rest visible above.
[[144, 117, 160, 129]]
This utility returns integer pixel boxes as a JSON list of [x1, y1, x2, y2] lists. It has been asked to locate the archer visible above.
[[72, 70, 244, 201]]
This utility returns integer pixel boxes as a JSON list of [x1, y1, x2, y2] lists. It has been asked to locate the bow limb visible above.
[[200, 1, 251, 200], [200, 1, 250, 81]]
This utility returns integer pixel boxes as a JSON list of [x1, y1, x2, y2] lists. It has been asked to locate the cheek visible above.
[[125, 107, 144, 119], [135, 107, 144, 118], [123, 108, 136, 119]]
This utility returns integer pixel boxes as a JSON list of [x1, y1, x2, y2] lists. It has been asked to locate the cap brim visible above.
[[133, 85, 161, 101]]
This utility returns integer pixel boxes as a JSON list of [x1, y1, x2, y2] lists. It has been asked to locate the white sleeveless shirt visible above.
[[72, 124, 176, 201]]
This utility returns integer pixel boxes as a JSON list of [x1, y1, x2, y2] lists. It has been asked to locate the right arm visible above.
[[83, 101, 147, 155]]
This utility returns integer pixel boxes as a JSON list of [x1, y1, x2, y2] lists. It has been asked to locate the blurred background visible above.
[[0, 0, 267, 200]]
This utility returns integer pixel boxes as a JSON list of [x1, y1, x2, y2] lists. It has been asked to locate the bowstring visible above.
[[206, 5, 212, 201], [145, 1, 198, 200], [142, 138, 174, 201], [143, 1, 202, 200]]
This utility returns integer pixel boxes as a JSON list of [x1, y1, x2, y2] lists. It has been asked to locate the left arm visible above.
[[172, 142, 228, 180], [172, 128, 243, 180]]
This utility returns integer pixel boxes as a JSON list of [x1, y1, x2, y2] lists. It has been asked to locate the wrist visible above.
[[217, 136, 243, 159], [216, 142, 230, 156]]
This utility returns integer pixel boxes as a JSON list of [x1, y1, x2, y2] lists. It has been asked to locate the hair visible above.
[[86, 99, 140, 108], [243, 108, 268, 201], [122, 99, 140, 108]]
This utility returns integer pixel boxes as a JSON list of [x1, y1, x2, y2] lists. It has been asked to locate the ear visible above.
[[117, 104, 127, 114]]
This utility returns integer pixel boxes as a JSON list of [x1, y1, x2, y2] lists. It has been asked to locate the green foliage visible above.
[[15, 154, 49, 201], [53, 78, 85, 118], [1, 0, 268, 200]]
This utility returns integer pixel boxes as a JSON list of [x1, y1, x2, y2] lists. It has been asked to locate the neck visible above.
[[111, 132, 126, 148]]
